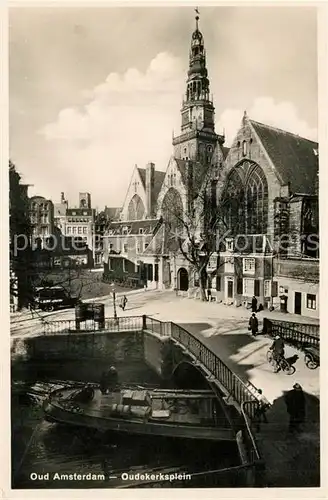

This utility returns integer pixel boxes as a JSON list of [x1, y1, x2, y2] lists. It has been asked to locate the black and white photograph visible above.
[[7, 2, 323, 492]]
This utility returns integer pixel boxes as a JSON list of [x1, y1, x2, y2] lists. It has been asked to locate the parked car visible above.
[[34, 286, 80, 312], [304, 344, 320, 370]]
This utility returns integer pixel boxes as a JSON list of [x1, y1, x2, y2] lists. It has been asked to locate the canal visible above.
[[12, 355, 241, 489]]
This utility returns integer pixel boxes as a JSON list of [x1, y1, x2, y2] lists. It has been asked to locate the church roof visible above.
[[222, 146, 230, 160], [175, 158, 206, 194], [137, 168, 166, 201], [175, 159, 188, 185], [104, 207, 121, 220], [250, 120, 318, 194], [142, 222, 183, 256], [137, 167, 146, 187], [106, 218, 161, 235]]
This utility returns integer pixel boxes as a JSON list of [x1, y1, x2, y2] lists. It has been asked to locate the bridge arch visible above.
[[172, 360, 214, 389]]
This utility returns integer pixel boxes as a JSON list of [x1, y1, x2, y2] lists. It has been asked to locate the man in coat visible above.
[[249, 313, 259, 336], [251, 295, 258, 313], [284, 383, 305, 433]]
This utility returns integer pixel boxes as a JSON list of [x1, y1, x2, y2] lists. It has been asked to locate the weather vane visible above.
[[195, 7, 200, 29]]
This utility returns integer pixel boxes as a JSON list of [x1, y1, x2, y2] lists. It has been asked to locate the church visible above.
[[103, 13, 319, 318]]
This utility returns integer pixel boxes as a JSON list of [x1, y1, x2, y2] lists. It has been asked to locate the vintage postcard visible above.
[[4, 1, 326, 496]]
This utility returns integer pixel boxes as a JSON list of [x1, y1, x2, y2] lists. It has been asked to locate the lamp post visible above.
[[111, 283, 118, 321]]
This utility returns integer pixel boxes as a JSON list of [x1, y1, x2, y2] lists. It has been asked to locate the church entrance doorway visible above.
[[177, 268, 189, 291]]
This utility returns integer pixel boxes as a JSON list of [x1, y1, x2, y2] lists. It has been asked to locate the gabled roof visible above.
[[250, 120, 318, 194], [174, 158, 207, 194], [175, 159, 188, 186], [154, 171, 166, 201], [222, 146, 230, 160], [142, 222, 183, 256], [137, 168, 166, 201], [137, 168, 146, 187], [106, 218, 161, 235], [104, 207, 121, 220]]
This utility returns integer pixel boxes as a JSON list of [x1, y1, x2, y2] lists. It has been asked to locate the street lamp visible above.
[[110, 283, 118, 321]]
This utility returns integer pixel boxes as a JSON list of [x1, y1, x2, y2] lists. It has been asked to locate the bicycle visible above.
[[266, 349, 296, 375]]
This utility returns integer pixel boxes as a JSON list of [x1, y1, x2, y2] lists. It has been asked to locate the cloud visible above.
[[217, 96, 318, 147], [40, 52, 185, 206], [40, 58, 317, 208]]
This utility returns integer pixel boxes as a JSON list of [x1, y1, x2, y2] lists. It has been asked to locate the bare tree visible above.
[[161, 167, 232, 301]]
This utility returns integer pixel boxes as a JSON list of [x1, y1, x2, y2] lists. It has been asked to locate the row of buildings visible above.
[[27, 191, 120, 268], [101, 14, 319, 318]]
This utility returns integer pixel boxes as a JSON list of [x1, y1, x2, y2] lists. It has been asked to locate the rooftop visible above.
[[250, 120, 318, 195]]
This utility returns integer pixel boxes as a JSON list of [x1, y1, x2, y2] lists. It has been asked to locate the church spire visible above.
[[172, 9, 223, 164], [195, 7, 199, 31]]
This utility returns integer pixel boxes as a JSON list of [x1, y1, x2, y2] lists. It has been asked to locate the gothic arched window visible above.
[[245, 165, 268, 234], [221, 169, 245, 235], [161, 188, 184, 238], [221, 162, 268, 236], [127, 194, 145, 221]]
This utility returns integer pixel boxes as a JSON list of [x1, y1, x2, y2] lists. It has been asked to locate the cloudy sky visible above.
[[9, 6, 318, 208]]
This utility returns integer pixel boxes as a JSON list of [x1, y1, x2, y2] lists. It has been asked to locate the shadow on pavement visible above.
[[177, 322, 261, 386], [285, 354, 299, 366], [256, 388, 320, 487]]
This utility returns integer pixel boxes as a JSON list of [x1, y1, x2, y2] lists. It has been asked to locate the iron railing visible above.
[[169, 322, 263, 419], [263, 317, 319, 348], [42, 315, 143, 335], [144, 316, 171, 337]]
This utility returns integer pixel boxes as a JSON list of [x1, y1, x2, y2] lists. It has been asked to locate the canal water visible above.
[[12, 358, 241, 489]]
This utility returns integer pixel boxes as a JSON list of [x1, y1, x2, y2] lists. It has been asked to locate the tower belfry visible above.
[[173, 9, 224, 164]]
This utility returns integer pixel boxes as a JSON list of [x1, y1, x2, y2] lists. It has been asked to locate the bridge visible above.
[[16, 313, 319, 487]]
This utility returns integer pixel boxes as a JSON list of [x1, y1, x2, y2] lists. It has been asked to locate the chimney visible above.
[[146, 162, 155, 218], [61, 192, 65, 203]]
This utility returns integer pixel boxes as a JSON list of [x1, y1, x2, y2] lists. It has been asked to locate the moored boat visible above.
[[43, 384, 236, 442]]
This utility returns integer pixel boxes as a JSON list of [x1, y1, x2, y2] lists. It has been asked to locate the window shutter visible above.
[[254, 279, 260, 297], [237, 278, 243, 295], [216, 276, 221, 291], [272, 281, 278, 297]]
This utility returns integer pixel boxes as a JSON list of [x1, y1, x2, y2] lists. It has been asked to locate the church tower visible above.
[[173, 10, 224, 165]]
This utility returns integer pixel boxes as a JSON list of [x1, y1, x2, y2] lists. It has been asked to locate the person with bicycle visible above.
[[270, 335, 285, 371]]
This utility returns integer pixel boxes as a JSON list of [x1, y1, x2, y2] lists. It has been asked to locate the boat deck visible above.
[[45, 386, 237, 441], [55, 388, 219, 426]]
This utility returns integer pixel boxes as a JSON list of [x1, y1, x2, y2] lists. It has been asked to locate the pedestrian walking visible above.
[[254, 389, 269, 431], [284, 383, 305, 433], [248, 313, 258, 336], [120, 295, 128, 311], [207, 287, 212, 302], [251, 295, 258, 313]]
